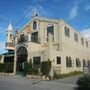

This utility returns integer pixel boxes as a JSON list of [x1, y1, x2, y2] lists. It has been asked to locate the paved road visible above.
[[0, 75, 81, 90]]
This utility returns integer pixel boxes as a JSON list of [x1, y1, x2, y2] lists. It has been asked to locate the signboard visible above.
[[83, 67, 89, 74]]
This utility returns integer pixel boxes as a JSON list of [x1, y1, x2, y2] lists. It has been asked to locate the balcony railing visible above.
[[5, 42, 15, 47], [18, 36, 28, 44]]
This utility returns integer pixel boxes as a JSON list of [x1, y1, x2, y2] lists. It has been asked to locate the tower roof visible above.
[[7, 21, 13, 31]]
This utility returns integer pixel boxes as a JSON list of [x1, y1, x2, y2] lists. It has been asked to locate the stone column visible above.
[[48, 33, 54, 79], [28, 32, 31, 42], [49, 62, 54, 79], [27, 33, 31, 62], [27, 42, 30, 62], [1, 55, 4, 63], [14, 50, 17, 75], [27, 55, 30, 62], [14, 60, 16, 75]]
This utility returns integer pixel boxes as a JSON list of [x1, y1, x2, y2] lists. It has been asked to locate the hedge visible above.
[[24, 62, 32, 75], [0, 55, 2, 60], [24, 62, 38, 75], [0, 62, 13, 73], [41, 60, 51, 75]]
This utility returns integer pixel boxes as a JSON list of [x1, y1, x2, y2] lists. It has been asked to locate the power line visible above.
[[1, 0, 90, 34], [16, 6, 33, 27], [13, 0, 90, 31], [0, 15, 9, 22]]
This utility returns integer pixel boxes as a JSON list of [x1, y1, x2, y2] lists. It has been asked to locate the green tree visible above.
[[77, 75, 90, 90]]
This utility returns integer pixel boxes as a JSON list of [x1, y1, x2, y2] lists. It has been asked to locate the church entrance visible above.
[[16, 46, 28, 74]]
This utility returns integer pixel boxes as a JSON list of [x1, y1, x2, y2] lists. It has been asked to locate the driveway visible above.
[[0, 75, 81, 90]]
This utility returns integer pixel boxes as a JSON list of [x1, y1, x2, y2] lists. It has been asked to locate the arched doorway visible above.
[[16, 46, 28, 72]]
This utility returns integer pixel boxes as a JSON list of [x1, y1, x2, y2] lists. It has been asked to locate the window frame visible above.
[[31, 32, 38, 43], [66, 56, 72, 67], [47, 25, 54, 41], [76, 58, 81, 67], [81, 38, 84, 45], [10, 34, 12, 39], [74, 33, 78, 42], [86, 41, 88, 47], [33, 56, 41, 68], [33, 21, 37, 29], [64, 26, 70, 37], [56, 57, 61, 64]]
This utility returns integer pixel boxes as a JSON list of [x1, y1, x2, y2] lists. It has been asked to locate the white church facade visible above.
[[2, 16, 90, 75]]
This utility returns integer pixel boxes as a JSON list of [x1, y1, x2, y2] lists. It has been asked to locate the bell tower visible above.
[[5, 21, 15, 50]]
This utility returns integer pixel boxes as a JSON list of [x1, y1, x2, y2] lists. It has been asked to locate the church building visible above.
[[1, 15, 90, 75]]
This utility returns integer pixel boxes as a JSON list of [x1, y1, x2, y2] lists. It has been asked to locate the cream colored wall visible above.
[[15, 17, 90, 74], [59, 20, 90, 74], [38, 21, 62, 73], [6, 31, 13, 43], [29, 42, 40, 52], [39, 21, 59, 44]]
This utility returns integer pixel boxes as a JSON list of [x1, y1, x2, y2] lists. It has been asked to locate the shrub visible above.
[[41, 60, 51, 75], [32, 68, 38, 75], [24, 62, 39, 75], [77, 75, 90, 90], [0, 63, 13, 73], [53, 71, 82, 79], [53, 73, 63, 79], [6, 62, 14, 73], [24, 62, 32, 75], [0, 63, 6, 72]]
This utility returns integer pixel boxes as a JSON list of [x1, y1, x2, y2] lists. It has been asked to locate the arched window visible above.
[[74, 33, 78, 42], [17, 46, 27, 55], [66, 56, 68, 60], [81, 38, 84, 45], [64, 26, 70, 37], [86, 41, 88, 47], [69, 57, 71, 60], [66, 56, 72, 67], [10, 34, 12, 39], [33, 21, 37, 29], [76, 58, 81, 67]]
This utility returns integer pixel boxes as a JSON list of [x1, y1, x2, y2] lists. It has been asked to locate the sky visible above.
[[0, 0, 90, 54]]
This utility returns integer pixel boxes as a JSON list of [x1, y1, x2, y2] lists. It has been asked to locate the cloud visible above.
[[81, 28, 90, 40], [0, 41, 5, 48], [69, 4, 78, 20], [69, 0, 83, 20], [85, 5, 90, 10], [0, 27, 6, 34], [0, 15, 9, 22], [0, 30, 4, 33], [0, 41, 6, 54]]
